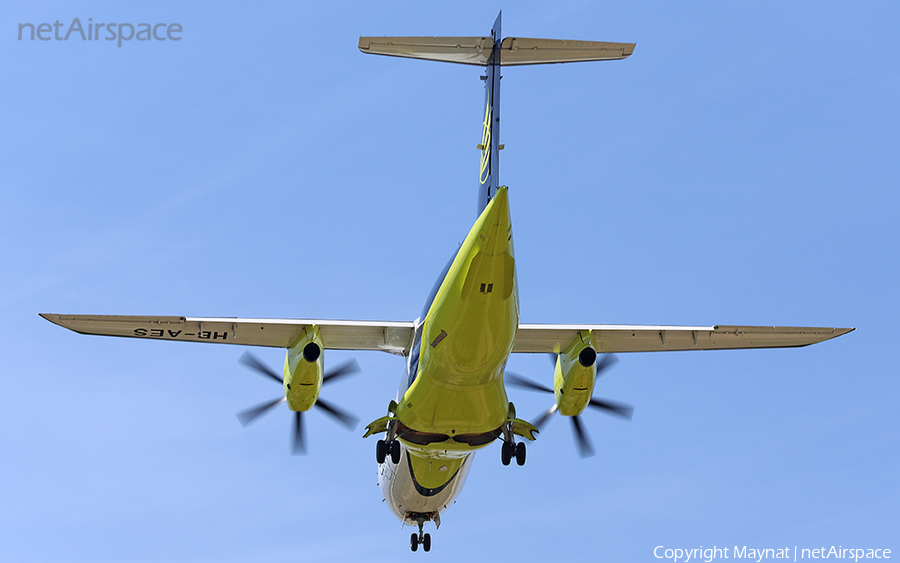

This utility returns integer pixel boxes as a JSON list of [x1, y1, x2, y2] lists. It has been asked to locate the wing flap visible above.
[[40, 314, 415, 354], [513, 324, 854, 354]]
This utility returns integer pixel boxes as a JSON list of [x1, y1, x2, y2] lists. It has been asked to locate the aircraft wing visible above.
[[40, 315, 853, 356], [512, 324, 854, 354], [39, 314, 416, 355]]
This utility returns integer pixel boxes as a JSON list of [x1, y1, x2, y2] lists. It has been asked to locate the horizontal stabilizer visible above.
[[499, 37, 635, 66], [359, 36, 494, 66], [358, 36, 635, 66]]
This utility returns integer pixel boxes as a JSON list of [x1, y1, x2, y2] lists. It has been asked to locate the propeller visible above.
[[236, 351, 361, 454], [506, 353, 632, 458]]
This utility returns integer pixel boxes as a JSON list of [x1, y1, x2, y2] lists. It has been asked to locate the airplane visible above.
[[40, 13, 853, 553]]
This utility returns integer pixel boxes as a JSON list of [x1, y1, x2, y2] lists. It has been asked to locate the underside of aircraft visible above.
[[41, 12, 852, 553]]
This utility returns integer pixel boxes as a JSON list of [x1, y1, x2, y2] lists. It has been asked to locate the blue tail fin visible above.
[[477, 12, 502, 214]]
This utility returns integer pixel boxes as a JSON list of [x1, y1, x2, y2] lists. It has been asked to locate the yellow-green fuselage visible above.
[[398, 186, 517, 452], [378, 187, 517, 524]]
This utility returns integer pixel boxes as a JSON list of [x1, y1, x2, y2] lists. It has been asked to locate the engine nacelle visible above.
[[283, 325, 325, 412], [553, 330, 597, 417]]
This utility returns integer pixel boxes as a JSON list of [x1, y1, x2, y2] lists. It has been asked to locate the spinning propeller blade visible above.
[[505, 372, 553, 394], [588, 397, 634, 419], [505, 354, 632, 458], [239, 351, 283, 384], [292, 411, 305, 455], [595, 354, 618, 377], [236, 396, 286, 427], [322, 359, 361, 385], [570, 415, 594, 458], [236, 353, 360, 454], [532, 404, 558, 429], [315, 397, 359, 429]]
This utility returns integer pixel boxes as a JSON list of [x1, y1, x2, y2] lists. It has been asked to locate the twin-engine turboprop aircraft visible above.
[[41, 14, 853, 553]]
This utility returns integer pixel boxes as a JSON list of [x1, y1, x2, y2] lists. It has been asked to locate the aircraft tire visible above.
[[376, 440, 386, 464], [515, 442, 526, 466], [390, 440, 401, 464], [410, 533, 418, 552], [501, 442, 512, 466], [423, 533, 431, 552]]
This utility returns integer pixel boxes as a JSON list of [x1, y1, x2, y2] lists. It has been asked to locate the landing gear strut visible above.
[[410, 521, 432, 552]]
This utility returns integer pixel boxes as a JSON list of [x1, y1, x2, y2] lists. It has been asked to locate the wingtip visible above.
[[818, 327, 854, 344]]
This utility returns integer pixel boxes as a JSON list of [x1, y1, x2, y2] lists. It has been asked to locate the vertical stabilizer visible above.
[[358, 12, 635, 216], [477, 12, 502, 215]]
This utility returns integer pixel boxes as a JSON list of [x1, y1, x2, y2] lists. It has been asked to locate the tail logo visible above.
[[479, 96, 491, 185]]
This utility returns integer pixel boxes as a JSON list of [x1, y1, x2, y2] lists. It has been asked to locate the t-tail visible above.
[[358, 11, 636, 215]]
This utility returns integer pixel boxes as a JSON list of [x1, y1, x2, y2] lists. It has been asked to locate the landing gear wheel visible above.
[[376, 439, 387, 464], [410, 532, 418, 552], [501, 441, 513, 466], [390, 440, 401, 464], [515, 441, 526, 466], [423, 533, 431, 552]]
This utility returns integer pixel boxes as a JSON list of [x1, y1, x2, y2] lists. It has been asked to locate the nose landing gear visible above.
[[410, 522, 432, 552], [406, 513, 438, 552]]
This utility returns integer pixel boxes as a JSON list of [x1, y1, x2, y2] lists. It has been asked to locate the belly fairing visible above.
[[379, 445, 473, 524]]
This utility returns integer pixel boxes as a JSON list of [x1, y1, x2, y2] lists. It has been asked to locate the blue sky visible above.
[[1, 1, 897, 561]]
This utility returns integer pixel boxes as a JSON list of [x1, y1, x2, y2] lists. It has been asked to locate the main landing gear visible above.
[[375, 439, 400, 464], [374, 401, 401, 464], [410, 522, 432, 552], [500, 402, 527, 466], [501, 440, 526, 466]]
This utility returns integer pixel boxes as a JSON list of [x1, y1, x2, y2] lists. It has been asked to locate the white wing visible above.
[[512, 324, 854, 354], [40, 314, 416, 355], [41, 315, 853, 356]]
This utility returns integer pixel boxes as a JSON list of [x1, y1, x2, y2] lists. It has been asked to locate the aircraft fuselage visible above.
[[379, 187, 518, 525]]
